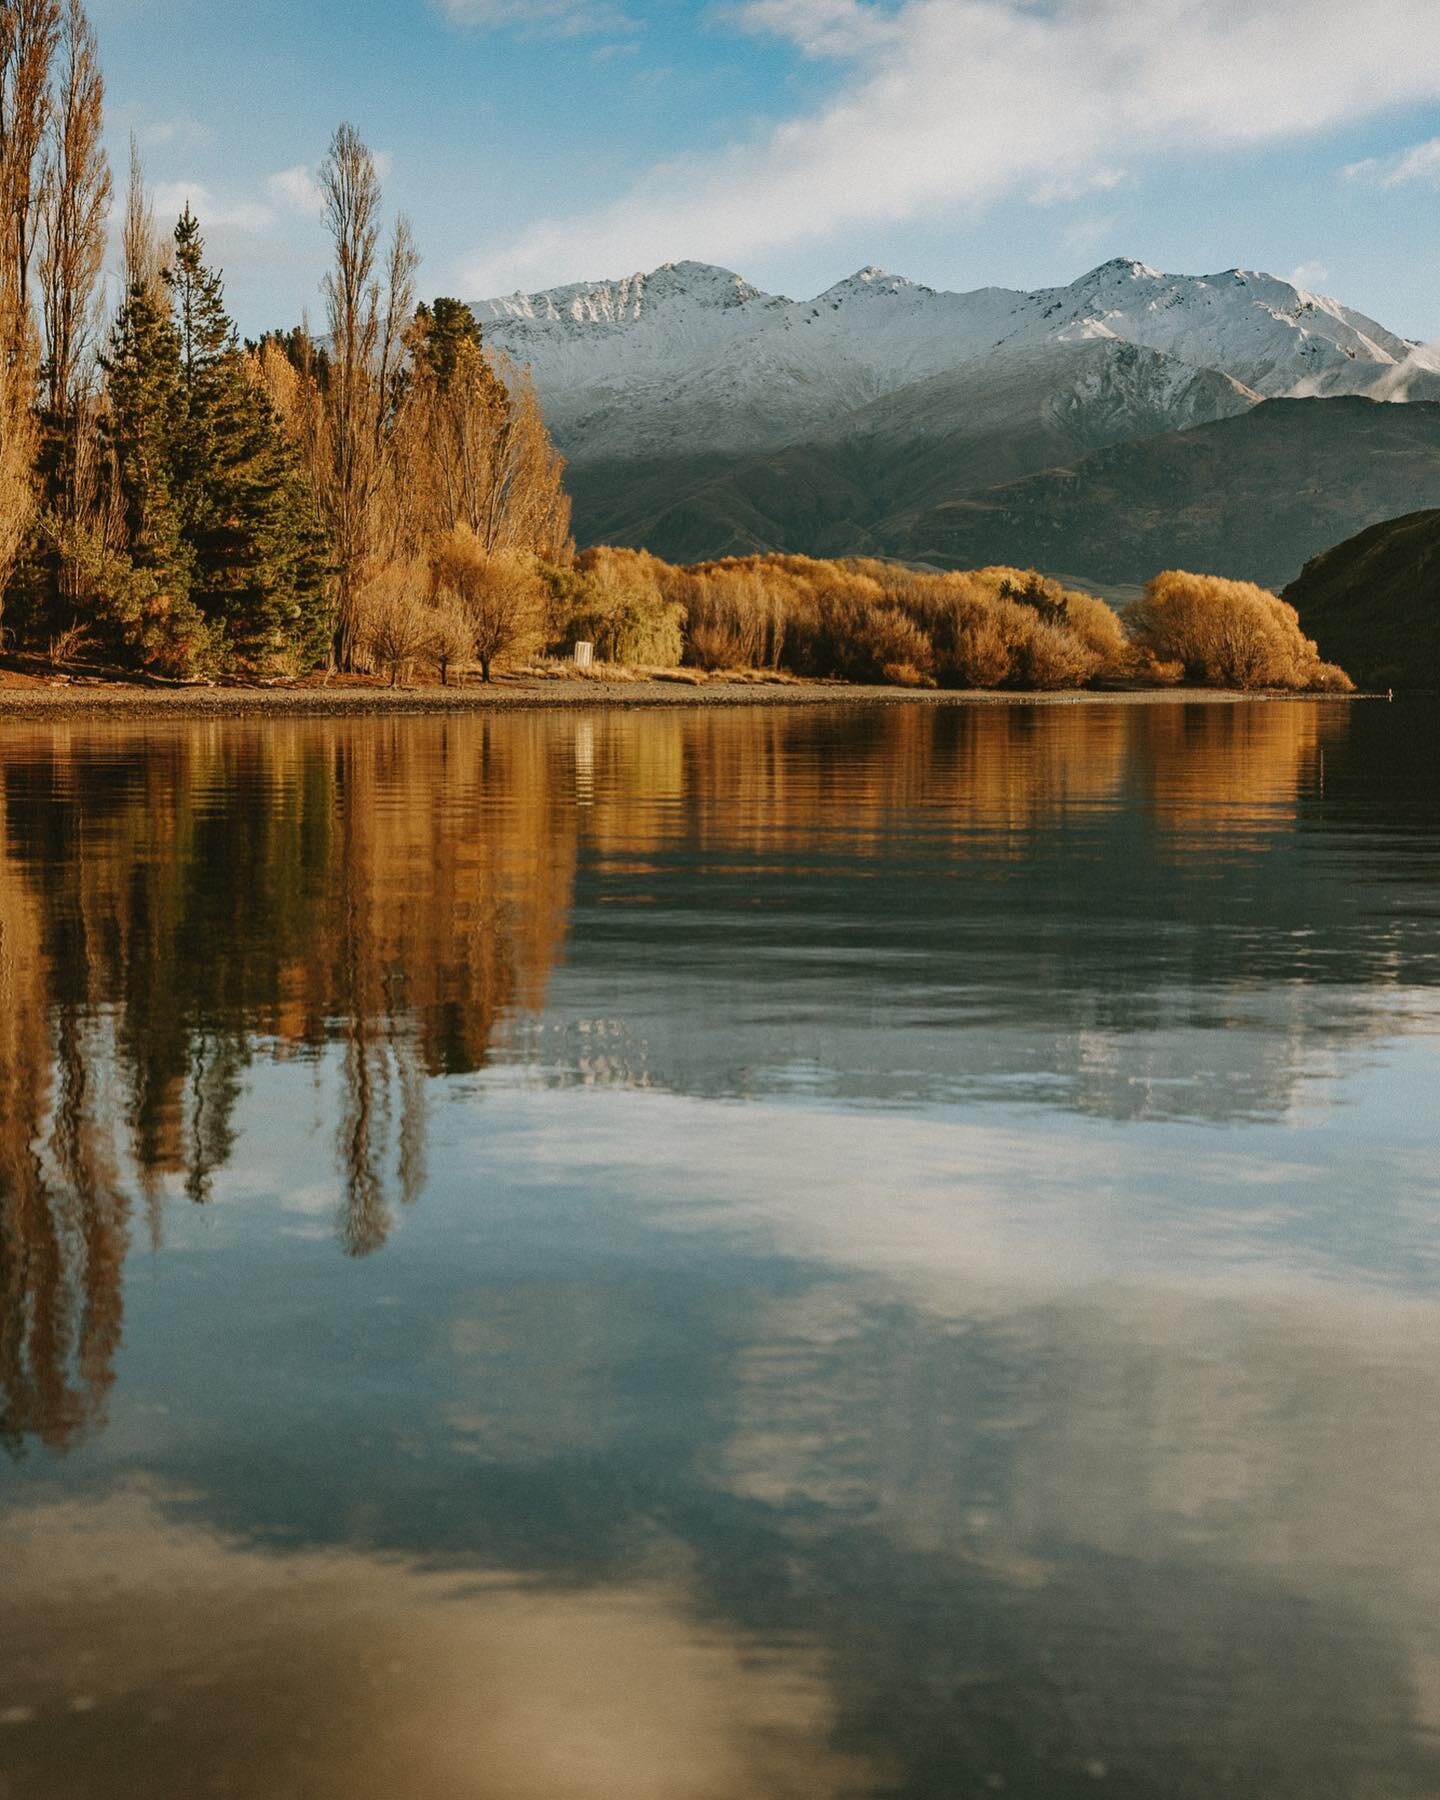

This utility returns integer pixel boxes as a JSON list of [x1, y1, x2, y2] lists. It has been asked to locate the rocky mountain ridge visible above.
[[474, 256, 1437, 453]]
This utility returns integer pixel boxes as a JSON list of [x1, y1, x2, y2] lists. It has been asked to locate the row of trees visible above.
[[341, 545, 1355, 693], [1, 1, 570, 678], [458, 551, 1349, 693]]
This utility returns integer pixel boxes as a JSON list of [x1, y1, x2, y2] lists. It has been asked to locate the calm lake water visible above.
[[3, 698, 1439, 1799]]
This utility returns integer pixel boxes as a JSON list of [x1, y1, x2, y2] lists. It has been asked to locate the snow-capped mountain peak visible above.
[[473, 260, 784, 333], [471, 256, 1431, 461], [1076, 256, 1165, 284], [816, 265, 920, 300]]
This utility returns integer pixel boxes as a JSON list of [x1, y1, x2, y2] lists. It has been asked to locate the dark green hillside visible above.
[[1284, 509, 1440, 690], [566, 340, 1254, 564], [892, 397, 1440, 590]]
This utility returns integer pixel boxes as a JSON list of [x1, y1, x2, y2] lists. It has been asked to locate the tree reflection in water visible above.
[[0, 697, 1405, 1455]]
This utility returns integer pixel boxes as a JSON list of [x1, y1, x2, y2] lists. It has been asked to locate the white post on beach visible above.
[[573, 641, 594, 669]]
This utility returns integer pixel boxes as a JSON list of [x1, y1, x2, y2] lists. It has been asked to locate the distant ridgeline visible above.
[[1286, 510, 1440, 691], [472, 260, 1440, 594]]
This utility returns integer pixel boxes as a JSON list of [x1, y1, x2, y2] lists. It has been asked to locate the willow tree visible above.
[[318, 121, 417, 669]]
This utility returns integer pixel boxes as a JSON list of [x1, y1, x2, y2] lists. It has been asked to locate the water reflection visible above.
[[1, 1485, 874, 1800], [3, 700, 1437, 1453], [2, 699, 1440, 1797]]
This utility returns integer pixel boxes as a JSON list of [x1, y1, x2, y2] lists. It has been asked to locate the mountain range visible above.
[[471, 258, 1440, 585]]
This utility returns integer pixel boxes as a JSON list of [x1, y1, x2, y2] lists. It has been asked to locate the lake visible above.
[[2, 697, 1439, 1799]]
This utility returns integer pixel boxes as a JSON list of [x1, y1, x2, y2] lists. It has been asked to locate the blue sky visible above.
[[90, 0, 1440, 340]]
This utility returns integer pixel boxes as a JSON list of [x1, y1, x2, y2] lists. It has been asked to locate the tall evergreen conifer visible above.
[[105, 281, 186, 582], [165, 209, 330, 669], [414, 298, 486, 392], [103, 274, 213, 672]]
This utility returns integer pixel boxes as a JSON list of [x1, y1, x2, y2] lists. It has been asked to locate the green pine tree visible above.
[[102, 276, 212, 675], [166, 209, 331, 672], [413, 297, 485, 392]]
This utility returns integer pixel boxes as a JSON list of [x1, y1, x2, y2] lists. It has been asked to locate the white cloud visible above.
[[267, 164, 326, 219], [436, 0, 636, 36], [1030, 166, 1130, 207], [109, 106, 213, 154], [1345, 135, 1440, 188], [143, 114, 213, 153], [150, 165, 344, 240], [462, 0, 1440, 293], [731, 0, 897, 58], [1288, 260, 1331, 291], [1060, 211, 1122, 258], [152, 180, 274, 234]]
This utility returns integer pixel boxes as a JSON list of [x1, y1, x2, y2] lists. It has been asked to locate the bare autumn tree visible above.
[[0, 0, 59, 624], [355, 558, 435, 686], [394, 317, 570, 564], [432, 526, 545, 682], [0, 0, 60, 311], [251, 328, 328, 498], [119, 134, 166, 302], [480, 359, 570, 558], [0, 260, 37, 618], [38, 0, 109, 515], [319, 121, 418, 669]]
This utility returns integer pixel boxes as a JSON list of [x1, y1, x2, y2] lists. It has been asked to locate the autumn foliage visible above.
[[0, 5, 1356, 694], [1124, 571, 1353, 691], [523, 551, 1350, 693]]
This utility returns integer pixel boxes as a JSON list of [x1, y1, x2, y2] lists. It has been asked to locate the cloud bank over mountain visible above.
[[465, 0, 1440, 294]]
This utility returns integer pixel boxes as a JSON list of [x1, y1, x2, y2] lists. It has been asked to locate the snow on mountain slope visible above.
[[1004, 259, 1429, 399], [472, 257, 1432, 462], [472, 260, 788, 392], [811, 336, 1258, 453], [475, 260, 1022, 455]]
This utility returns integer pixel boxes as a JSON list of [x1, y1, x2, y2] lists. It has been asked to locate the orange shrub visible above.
[[1125, 571, 1354, 691]]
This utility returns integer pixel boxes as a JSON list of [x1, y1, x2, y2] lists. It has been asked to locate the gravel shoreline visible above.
[[0, 677, 1350, 718]]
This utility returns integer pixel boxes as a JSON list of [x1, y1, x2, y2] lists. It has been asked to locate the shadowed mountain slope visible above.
[[567, 339, 1256, 562], [1285, 508, 1440, 689], [891, 398, 1440, 589]]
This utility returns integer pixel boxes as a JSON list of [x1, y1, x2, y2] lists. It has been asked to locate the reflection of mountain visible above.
[[3, 697, 1440, 1792]]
